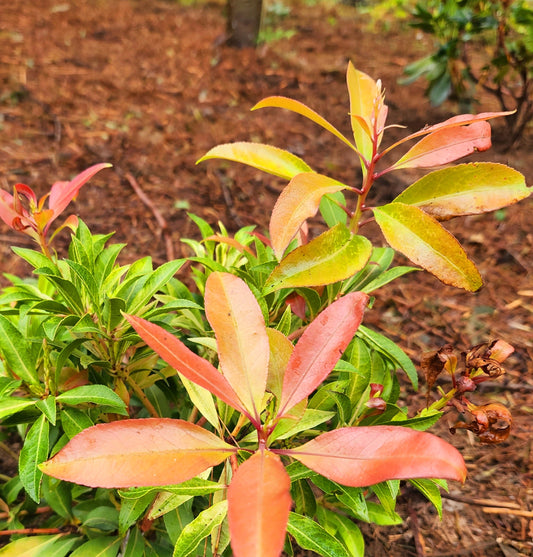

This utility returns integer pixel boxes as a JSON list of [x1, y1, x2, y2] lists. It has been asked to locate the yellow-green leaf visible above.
[[270, 172, 348, 259], [197, 142, 313, 180], [393, 163, 531, 220], [265, 224, 372, 293], [266, 328, 293, 401], [373, 203, 482, 291], [252, 96, 356, 152]]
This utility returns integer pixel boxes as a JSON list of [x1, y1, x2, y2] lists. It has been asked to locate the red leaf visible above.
[[40, 418, 236, 488], [125, 314, 246, 415], [228, 450, 291, 557], [391, 121, 491, 170], [205, 273, 270, 422], [282, 426, 466, 486], [278, 292, 368, 417], [47, 163, 111, 230]]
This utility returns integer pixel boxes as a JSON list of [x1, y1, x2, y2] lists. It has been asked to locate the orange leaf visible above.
[[269, 172, 347, 259], [40, 418, 236, 488], [278, 292, 368, 417], [125, 314, 246, 415], [228, 451, 291, 557], [283, 426, 467, 486], [205, 273, 269, 422]]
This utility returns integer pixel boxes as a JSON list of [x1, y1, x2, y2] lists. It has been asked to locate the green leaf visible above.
[[357, 325, 418, 389], [393, 163, 531, 220], [41, 475, 73, 519], [197, 142, 313, 180], [316, 507, 365, 557], [19, 413, 49, 502], [123, 527, 145, 557], [270, 172, 348, 258], [119, 491, 155, 536], [0, 398, 36, 420], [370, 481, 398, 517], [178, 372, 219, 430], [270, 408, 336, 442], [265, 225, 372, 292], [69, 537, 121, 557], [35, 397, 57, 425], [0, 315, 39, 385], [119, 478, 225, 500], [60, 407, 94, 439], [172, 500, 228, 557], [11, 247, 56, 271], [291, 479, 317, 517], [286, 513, 350, 557], [56, 385, 128, 415], [373, 202, 482, 291], [320, 191, 348, 227], [409, 478, 444, 519], [36, 271, 85, 314]]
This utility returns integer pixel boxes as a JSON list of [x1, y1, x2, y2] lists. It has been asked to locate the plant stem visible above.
[[125, 376, 160, 418]]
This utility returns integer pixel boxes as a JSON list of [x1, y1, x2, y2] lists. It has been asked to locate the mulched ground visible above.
[[1, 0, 532, 555]]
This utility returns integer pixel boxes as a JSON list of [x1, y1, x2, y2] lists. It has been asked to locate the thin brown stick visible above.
[[0, 527, 65, 536], [482, 507, 533, 518], [124, 172, 175, 261], [442, 492, 521, 509]]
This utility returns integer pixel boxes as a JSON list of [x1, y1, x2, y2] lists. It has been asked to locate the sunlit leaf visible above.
[[0, 314, 39, 386], [205, 272, 269, 422], [270, 173, 348, 259], [265, 225, 372, 293], [252, 96, 356, 151], [19, 413, 49, 502], [278, 292, 368, 417], [282, 426, 467, 486], [40, 418, 236, 488], [228, 451, 291, 557], [0, 534, 64, 557], [393, 163, 531, 219], [347, 61, 383, 163], [125, 314, 246, 415], [373, 203, 482, 291], [197, 142, 313, 180], [390, 121, 491, 170]]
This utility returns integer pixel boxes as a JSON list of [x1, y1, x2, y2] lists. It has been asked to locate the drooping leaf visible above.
[[270, 173, 348, 259], [197, 142, 313, 180], [40, 418, 236, 488], [19, 413, 49, 502], [125, 314, 246, 414], [205, 272, 269, 422], [390, 121, 492, 170], [228, 451, 291, 557], [393, 163, 531, 220], [0, 398, 36, 420], [373, 203, 482, 291], [282, 426, 467, 486], [172, 500, 228, 557], [286, 512, 350, 557], [316, 506, 365, 557], [265, 225, 372, 293], [278, 292, 368, 417], [0, 535, 64, 557], [252, 96, 356, 151]]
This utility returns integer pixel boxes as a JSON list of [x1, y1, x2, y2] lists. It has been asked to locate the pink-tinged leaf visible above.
[[270, 173, 348, 259], [373, 203, 482, 291], [282, 426, 466, 486], [47, 163, 111, 229], [0, 189, 22, 230], [205, 273, 269, 422], [204, 234, 255, 256], [197, 142, 313, 180], [228, 450, 291, 557], [125, 314, 246, 415], [40, 418, 236, 488], [252, 96, 357, 152], [265, 225, 372, 293], [393, 163, 531, 220], [391, 121, 491, 170], [278, 292, 368, 417], [383, 110, 513, 156]]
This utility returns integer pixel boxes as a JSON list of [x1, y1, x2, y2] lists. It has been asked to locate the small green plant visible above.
[[402, 0, 533, 144], [0, 62, 529, 556]]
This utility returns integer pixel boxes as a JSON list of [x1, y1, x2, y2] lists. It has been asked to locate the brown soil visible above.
[[1, 1, 532, 555]]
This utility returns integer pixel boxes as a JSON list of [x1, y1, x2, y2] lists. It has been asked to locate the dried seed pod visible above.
[[450, 402, 512, 444], [465, 339, 514, 378], [421, 344, 456, 403]]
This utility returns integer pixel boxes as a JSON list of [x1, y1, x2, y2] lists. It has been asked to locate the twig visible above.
[[0, 527, 67, 536], [482, 507, 533, 518], [442, 492, 521, 509], [124, 172, 175, 261]]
